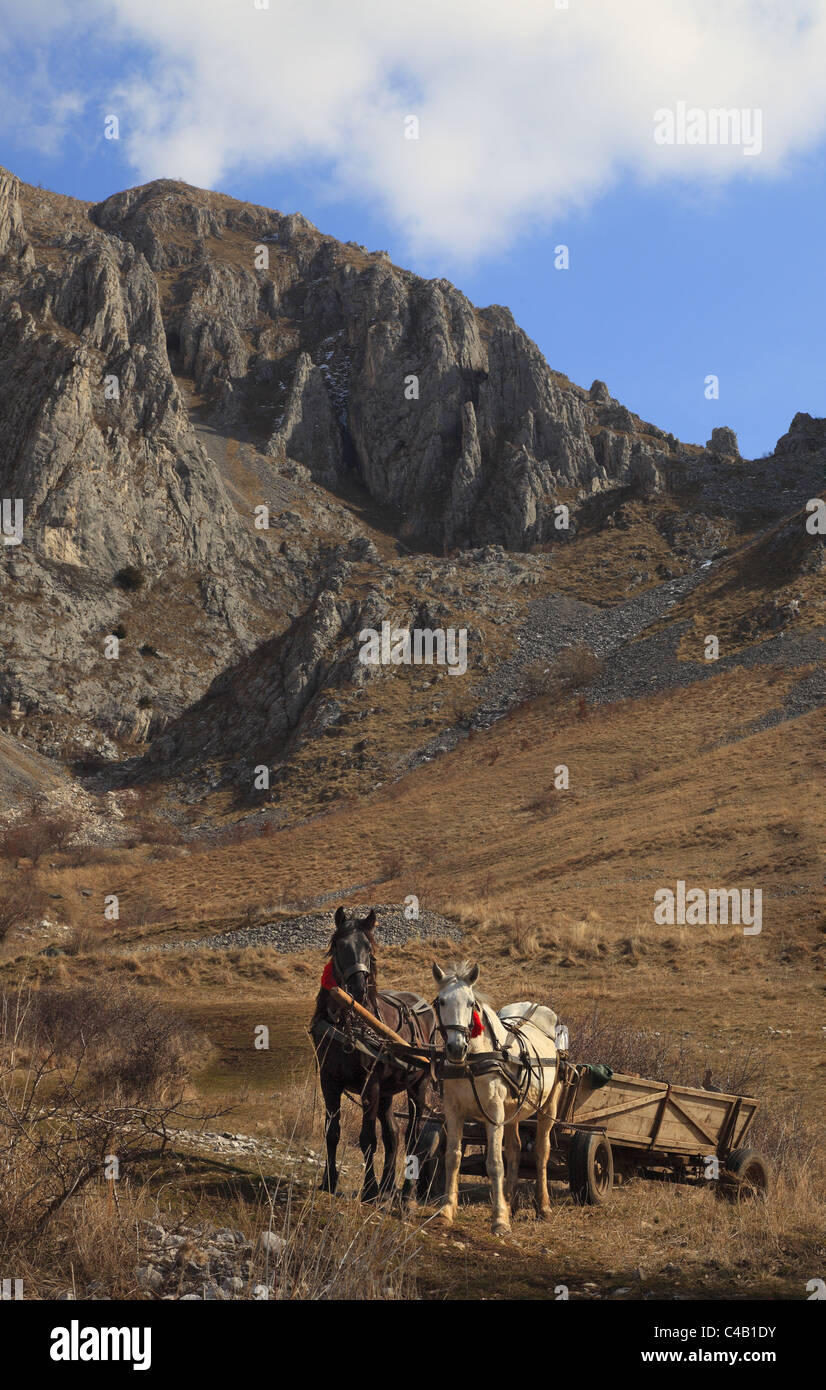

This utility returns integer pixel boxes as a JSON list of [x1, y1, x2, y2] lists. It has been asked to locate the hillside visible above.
[[1, 166, 824, 803], [0, 168, 824, 1304]]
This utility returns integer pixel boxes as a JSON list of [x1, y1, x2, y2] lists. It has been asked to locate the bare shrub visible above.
[[520, 660, 554, 700], [379, 852, 404, 881], [133, 816, 181, 847], [0, 987, 209, 1259], [60, 843, 113, 869], [257, 1065, 419, 1298], [525, 788, 559, 815], [0, 877, 49, 942], [15, 984, 200, 1102], [0, 807, 80, 864], [558, 644, 603, 688], [62, 925, 102, 957], [565, 1005, 695, 1083], [749, 1094, 820, 1174], [124, 890, 165, 929], [520, 645, 603, 703]]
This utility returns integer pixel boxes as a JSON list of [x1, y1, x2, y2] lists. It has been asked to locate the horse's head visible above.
[[327, 905, 377, 1004], [432, 960, 480, 1063]]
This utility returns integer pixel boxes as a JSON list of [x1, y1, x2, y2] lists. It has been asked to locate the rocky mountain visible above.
[[0, 165, 823, 821], [85, 178, 823, 551]]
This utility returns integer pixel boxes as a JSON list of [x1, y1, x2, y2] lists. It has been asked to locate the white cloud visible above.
[[7, 0, 826, 260]]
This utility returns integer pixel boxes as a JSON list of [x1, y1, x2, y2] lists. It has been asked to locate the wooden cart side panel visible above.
[[571, 1071, 759, 1155], [572, 1075, 667, 1143], [733, 1105, 759, 1149]]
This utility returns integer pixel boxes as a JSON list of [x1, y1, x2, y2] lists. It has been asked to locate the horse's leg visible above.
[[320, 1074, 342, 1194], [484, 1091, 510, 1235], [435, 1094, 462, 1228], [402, 1081, 423, 1203], [377, 1088, 399, 1198], [503, 1119, 522, 1214], [534, 1110, 554, 1220], [359, 1076, 381, 1202]]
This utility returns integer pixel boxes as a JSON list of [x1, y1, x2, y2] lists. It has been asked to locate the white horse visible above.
[[432, 961, 561, 1236]]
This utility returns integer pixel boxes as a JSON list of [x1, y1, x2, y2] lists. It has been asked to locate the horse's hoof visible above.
[[492, 1221, 511, 1237], [537, 1206, 553, 1223], [361, 1189, 381, 1204], [432, 1211, 454, 1230]]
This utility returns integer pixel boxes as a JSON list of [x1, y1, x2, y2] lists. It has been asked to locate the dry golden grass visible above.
[[2, 661, 823, 1297]]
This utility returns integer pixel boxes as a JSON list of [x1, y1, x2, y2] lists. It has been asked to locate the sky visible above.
[[2, 0, 826, 458]]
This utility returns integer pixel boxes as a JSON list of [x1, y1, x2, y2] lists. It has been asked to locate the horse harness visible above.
[[431, 995, 560, 1125], [315, 988, 433, 1078]]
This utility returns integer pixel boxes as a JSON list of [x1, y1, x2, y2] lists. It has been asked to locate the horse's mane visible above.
[[438, 961, 490, 1008]]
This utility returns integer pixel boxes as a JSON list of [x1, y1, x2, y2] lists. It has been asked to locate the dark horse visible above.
[[310, 906, 436, 1202]]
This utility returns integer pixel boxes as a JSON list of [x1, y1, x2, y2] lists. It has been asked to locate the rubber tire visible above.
[[416, 1118, 446, 1201], [718, 1147, 771, 1201], [568, 1131, 614, 1206]]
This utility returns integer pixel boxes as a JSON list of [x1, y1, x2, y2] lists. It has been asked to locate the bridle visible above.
[[330, 932, 373, 993], [431, 986, 557, 1125], [432, 988, 479, 1058]]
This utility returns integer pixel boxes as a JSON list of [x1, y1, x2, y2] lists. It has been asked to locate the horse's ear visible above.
[[464, 962, 480, 986], [363, 909, 376, 931], [432, 962, 446, 984], [334, 906, 346, 929]]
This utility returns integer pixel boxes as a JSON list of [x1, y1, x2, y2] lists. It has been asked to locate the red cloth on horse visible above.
[[320, 961, 335, 991], [470, 1009, 483, 1038]]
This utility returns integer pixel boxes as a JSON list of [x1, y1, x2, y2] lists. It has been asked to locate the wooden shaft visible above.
[[328, 985, 430, 1063]]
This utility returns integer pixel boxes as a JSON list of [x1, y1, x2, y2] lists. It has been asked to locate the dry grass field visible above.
[[2, 659, 823, 1299]]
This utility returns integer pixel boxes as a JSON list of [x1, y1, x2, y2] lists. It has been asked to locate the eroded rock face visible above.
[[706, 426, 740, 457], [77, 175, 825, 556], [83, 180, 692, 551], [0, 169, 296, 753], [2, 165, 823, 778], [146, 543, 386, 784]]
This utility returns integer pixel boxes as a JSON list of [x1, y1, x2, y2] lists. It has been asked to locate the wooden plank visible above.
[[665, 1093, 721, 1149], [649, 1085, 672, 1148], [571, 1070, 760, 1153], [733, 1102, 758, 1148], [327, 986, 430, 1064], [573, 1090, 664, 1127], [716, 1096, 742, 1156]]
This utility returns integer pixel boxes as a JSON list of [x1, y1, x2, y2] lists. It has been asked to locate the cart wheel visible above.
[[416, 1118, 445, 1202], [568, 1131, 613, 1205], [717, 1147, 771, 1202]]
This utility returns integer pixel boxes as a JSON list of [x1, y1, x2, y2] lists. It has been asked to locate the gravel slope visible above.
[[149, 904, 461, 955]]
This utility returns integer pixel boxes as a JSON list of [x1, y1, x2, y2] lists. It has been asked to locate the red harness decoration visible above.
[[320, 961, 335, 991], [470, 1009, 484, 1038]]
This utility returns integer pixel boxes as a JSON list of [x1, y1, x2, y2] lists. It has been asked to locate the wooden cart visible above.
[[417, 1059, 770, 1205]]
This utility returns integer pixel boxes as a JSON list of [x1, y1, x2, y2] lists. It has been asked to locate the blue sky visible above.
[[3, 0, 826, 460]]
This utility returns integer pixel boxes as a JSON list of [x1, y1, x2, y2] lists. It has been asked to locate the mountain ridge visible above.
[[0, 166, 823, 818]]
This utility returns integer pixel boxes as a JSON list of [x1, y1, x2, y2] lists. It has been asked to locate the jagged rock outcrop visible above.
[[2, 164, 824, 781], [0, 169, 299, 754], [145, 548, 386, 787], [76, 177, 826, 553], [706, 426, 740, 457], [83, 181, 719, 550]]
